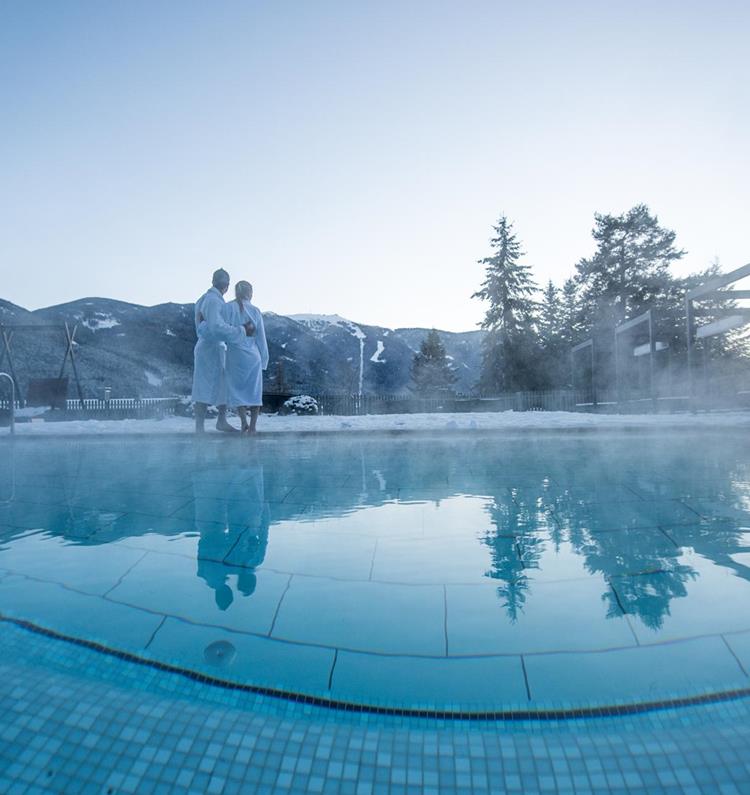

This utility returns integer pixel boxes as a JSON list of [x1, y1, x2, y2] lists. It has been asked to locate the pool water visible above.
[[2, 432, 750, 714]]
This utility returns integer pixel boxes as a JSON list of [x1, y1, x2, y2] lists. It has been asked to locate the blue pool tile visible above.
[[420, 495, 496, 538], [370, 535, 494, 584], [147, 617, 334, 694], [555, 499, 701, 534], [2, 483, 74, 507], [680, 497, 750, 525], [0, 574, 162, 649], [0, 499, 121, 536], [272, 578, 445, 655], [107, 550, 289, 634], [283, 485, 378, 506], [0, 533, 147, 595], [721, 631, 750, 675], [305, 502, 426, 539], [446, 578, 635, 655], [104, 518, 204, 551], [239, 529, 376, 580], [68, 488, 193, 516], [550, 483, 644, 504], [172, 495, 278, 530], [331, 651, 527, 706], [524, 635, 747, 704], [517, 535, 599, 583]]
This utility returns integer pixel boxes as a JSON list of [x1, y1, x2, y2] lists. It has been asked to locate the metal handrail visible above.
[[0, 373, 14, 434]]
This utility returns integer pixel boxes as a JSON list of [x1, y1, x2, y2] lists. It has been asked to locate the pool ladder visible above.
[[0, 372, 14, 435]]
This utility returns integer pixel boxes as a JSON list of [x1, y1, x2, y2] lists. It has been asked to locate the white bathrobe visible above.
[[222, 300, 269, 408], [191, 287, 245, 406]]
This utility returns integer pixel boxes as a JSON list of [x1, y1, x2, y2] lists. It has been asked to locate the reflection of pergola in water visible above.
[[0, 322, 85, 407]]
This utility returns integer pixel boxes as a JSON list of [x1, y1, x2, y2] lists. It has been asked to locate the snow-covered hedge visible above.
[[282, 395, 319, 416]]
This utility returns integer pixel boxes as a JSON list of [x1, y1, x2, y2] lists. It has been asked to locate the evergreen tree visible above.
[[538, 280, 562, 349], [473, 216, 538, 333], [560, 278, 582, 349], [472, 216, 542, 392], [576, 204, 685, 330], [538, 280, 567, 387], [573, 205, 685, 393], [411, 329, 457, 394]]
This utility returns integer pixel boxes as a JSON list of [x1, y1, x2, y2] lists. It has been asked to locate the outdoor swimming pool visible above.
[[3, 430, 750, 794], [2, 431, 750, 716]]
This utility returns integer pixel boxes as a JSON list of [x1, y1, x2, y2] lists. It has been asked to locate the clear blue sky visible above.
[[1, 0, 748, 331]]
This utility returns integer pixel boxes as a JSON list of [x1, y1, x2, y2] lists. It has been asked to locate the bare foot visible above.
[[216, 419, 240, 433]]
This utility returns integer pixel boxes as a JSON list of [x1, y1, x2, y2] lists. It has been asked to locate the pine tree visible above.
[[538, 281, 562, 349], [472, 216, 542, 392], [559, 278, 581, 349], [576, 204, 685, 330], [473, 216, 537, 334], [538, 280, 566, 387], [411, 329, 457, 394]]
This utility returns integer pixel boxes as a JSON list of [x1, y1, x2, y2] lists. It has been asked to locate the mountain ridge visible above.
[[0, 297, 485, 399]]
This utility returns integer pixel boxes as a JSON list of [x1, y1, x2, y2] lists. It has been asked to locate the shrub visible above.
[[282, 395, 319, 416]]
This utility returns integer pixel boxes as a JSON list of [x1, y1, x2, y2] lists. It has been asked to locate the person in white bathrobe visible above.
[[222, 281, 269, 433], [191, 268, 255, 433]]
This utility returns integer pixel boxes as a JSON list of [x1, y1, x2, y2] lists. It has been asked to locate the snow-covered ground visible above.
[[4, 410, 750, 436]]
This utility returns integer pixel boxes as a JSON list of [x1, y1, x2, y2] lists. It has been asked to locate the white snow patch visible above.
[[166, 329, 176, 337], [144, 370, 162, 387], [83, 314, 120, 330], [10, 411, 750, 437], [370, 340, 386, 363], [290, 314, 366, 395]]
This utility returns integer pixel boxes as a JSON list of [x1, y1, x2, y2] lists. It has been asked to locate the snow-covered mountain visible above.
[[0, 298, 485, 399]]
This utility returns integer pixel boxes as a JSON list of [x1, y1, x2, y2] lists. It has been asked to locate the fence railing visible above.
[[0, 396, 182, 421], [313, 390, 582, 416], [3, 384, 750, 424]]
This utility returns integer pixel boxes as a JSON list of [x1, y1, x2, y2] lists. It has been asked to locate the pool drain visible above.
[[204, 640, 237, 667]]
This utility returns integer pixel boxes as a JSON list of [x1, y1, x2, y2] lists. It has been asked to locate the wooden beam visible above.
[[615, 309, 651, 335], [572, 339, 593, 353], [687, 262, 750, 300]]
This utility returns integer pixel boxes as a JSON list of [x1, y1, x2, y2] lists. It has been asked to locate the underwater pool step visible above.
[[3, 611, 750, 722]]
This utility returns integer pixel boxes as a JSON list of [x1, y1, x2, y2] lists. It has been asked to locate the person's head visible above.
[[235, 280, 253, 303], [212, 268, 230, 295]]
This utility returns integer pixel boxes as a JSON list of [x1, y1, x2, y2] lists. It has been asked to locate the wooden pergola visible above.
[[686, 262, 750, 404]]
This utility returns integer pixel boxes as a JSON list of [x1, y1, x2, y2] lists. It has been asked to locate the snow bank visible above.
[[5, 410, 750, 437]]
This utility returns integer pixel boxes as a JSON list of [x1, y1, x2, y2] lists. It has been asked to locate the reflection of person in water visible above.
[[192, 446, 269, 610]]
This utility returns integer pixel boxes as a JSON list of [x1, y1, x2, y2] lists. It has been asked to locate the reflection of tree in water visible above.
[[550, 486, 696, 627], [611, 565, 697, 629], [8, 433, 750, 630], [481, 488, 546, 622], [550, 486, 750, 628], [480, 462, 750, 628]]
